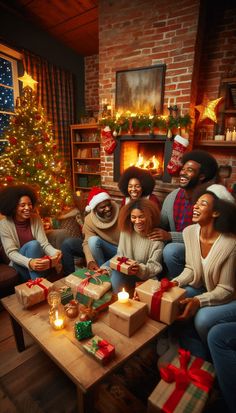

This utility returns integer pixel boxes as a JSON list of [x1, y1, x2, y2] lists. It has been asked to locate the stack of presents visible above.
[[15, 254, 215, 413]]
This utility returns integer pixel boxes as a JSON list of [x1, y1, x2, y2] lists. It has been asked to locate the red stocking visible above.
[[167, 135, 189, 175], [101, 126, 117, 154]]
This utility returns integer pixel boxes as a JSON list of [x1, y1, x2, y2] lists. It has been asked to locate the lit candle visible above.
[[53, 310, 64, 330], [167, 98, 171, 108], [118, 288, 129, 304]]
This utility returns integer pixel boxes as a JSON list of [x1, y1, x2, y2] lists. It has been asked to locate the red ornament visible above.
[[6, 176, 14, 183], [52, 144, 57, 151], [26, 172, 30, 177], [9, 137, 18, 145], [59, 177, 65, 184], [17, 159, 22, 165], [35, 114, 41, 121], [35, 163, 43, 169], [12, 117, 19, 125]]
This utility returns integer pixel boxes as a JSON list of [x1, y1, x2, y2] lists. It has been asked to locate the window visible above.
[[0, 45, 21, 153]]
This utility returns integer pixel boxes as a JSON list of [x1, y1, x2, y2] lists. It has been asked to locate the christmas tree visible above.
[[0, 74, 74, 217]]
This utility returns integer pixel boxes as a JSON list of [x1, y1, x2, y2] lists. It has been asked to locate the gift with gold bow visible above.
[[110, 255, 137, 275], [83, 335, 115, 365], [65, 267, 111, 300], [15, 277, 53, 308], [148, 349, 215, 413]]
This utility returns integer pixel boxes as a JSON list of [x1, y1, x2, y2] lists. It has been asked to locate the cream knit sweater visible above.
[[173, 224, 236, 307]]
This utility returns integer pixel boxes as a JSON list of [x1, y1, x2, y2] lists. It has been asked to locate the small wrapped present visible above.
[[83, 335, 115, 365], [148, 349, 215, 413], [135, 278, 185, 325], [109, 299, 147, 337], [74, 320, 93, 341], [76, 290, 114, 313], [15, 277, 53, 309], [58, 286, 74, 305], [65, 268, 111, 300], [110, 255, 137, 275]]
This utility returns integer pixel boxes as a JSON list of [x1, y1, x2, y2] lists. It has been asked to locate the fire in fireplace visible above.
[[113, 134, 173, 182]]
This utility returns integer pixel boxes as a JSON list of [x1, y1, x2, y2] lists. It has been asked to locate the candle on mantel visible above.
[[118, 288, 129, 304]]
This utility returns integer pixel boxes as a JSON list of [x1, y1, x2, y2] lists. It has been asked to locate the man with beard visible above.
[[61, 187, 119, 274], [149, 150, 219, 278]]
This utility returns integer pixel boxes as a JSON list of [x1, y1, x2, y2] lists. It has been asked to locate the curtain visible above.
[[23, 50, 75, 163]]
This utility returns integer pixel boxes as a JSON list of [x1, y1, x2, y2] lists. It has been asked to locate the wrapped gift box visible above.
[[135, 279, 185, 325], [58, 286, 74, 305], [110, 255, 137, 275], [148, 350, 215, 413], [65, 268, 111, 300], [76, 291, 114, 312], [109, 299, 148, 337], [39, 255, 59, 268], [15, 278, 53, 309], [83, 335, 115, 365]]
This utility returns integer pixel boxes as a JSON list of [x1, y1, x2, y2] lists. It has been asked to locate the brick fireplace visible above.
[[85, 0, 236, 198]]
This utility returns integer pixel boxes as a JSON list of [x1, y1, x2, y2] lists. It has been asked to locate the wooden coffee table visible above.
[[1, 282, 166, 413]]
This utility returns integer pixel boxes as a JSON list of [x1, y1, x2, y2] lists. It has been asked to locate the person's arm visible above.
[[137, 241, 164, 280]]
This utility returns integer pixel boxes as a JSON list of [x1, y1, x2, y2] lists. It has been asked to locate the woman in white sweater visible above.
[[172, 184, 236, 358], [109, 198, 163, 293], [0, 185, 62, 282]]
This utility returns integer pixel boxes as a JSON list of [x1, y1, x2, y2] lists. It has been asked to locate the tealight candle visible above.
[[52, 310, 65, 330], [118, 288, 129, 304]]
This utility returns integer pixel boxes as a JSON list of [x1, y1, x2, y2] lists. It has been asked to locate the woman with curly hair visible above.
[[106, 198, 164, 293], [118, 166, 161, 207], [0, 184, 62, 282]]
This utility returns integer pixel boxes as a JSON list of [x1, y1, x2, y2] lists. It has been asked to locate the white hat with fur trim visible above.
[[207, 184, 235, 203]]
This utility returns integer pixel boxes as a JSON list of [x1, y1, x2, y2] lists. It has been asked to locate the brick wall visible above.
[[85, 0, 236, 193]]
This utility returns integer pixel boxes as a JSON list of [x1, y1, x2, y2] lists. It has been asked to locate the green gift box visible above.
[[148, 349, 215, 413], [58, 286, 74, 305], [76, 291, 113, 312], [65, 268, 111, 300], [75, 320, 93, 341]]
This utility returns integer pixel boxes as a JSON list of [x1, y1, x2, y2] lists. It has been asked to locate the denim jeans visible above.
[[12, 240, 45, 281], [88, 236, 117, 267], [61, 237, 84, 276], [177, 285, 236, 360], [109, 269, 140, 293], [208, 322, 236, 413], [163, 242, 185, 279]]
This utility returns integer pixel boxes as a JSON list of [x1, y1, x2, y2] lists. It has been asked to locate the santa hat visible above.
[[207, 184, 235, 203], [85, 187, 111, 212]]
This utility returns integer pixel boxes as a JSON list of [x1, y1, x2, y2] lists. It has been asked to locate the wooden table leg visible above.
[[10, 315, 25, 352], [77, 387, 94, 413]]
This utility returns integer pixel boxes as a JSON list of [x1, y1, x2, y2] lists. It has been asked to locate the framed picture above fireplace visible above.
[[116, 64, 166, 114]]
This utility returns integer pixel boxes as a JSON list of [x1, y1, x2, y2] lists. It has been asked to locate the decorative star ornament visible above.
[[195, 95, 223, 123], [18, 71, 38, 90]]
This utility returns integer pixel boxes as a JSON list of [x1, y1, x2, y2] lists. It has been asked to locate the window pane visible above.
[[0, 57, 13, 86], [0, 113, 11, 136], [0, 85, 14, 111]]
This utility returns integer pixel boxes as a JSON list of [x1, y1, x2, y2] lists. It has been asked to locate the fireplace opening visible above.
[[114, 135, 173, 183]]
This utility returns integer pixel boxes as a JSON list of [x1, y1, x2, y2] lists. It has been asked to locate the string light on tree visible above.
[[195, 95, 223, 123], [0, 73, 74, 216]]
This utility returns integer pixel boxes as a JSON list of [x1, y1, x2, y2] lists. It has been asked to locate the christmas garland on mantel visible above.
[[99, 113, 192, 134]]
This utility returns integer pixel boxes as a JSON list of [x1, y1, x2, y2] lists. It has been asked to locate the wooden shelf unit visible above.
[[70, 123, 100, 194]]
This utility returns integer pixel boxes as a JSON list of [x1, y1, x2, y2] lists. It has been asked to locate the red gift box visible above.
[[83, 335, 115, 365]]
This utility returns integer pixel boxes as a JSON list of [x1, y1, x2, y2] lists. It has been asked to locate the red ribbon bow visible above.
[[26, 277, 48, 299], [159, 349, 214, 412], [150, 278, 175, 321], [97, 339, 111, 358], [117, 256, 130, 271], [77, 271, 102, 294]]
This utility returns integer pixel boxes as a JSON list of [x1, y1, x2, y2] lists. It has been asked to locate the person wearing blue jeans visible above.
[[88, 236, 117, 267], [208, 322, 236, 413], [147, 150, 219, 278], [61, 237, 84, 276], [0, 185, 62, 282], [171, 184, 236, 360]]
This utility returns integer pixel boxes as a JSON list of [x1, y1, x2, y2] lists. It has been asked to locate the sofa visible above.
[[0, 242, 20, 299]]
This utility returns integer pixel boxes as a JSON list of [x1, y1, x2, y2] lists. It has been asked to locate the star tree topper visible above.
[[18, 71, 38, 89], [195, 95, 223, 123]]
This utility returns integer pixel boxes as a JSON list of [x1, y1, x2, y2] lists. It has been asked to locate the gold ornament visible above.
[[195, 95, 223, 123], [18, 71, 38, 90]]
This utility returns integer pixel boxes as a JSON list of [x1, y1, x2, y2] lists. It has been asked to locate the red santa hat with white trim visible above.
[[85, 187, 111, 213]]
